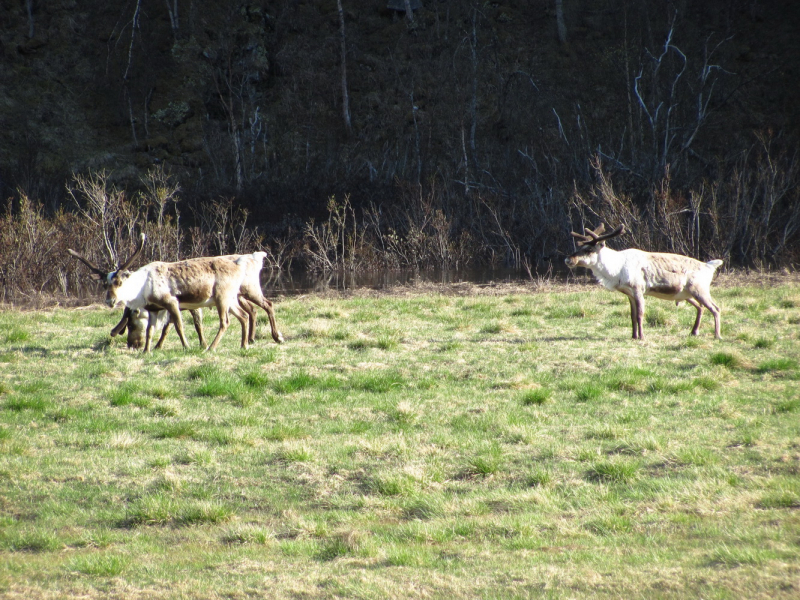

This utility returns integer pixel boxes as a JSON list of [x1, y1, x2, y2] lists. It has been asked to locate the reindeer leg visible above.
[[686, 298, 703, 336], [189, 309, 206, 349], [230, 304, 250, 349], [245, 300, 257, 344], [240, 293, 284, 344], [164, 301, 189, 349], [237, 297, 257, 343], [154, 321, 171, 349], [629, 296, 637, 339], [622, 294, 638, 340], [695, 292, 722, 339], [206, 302, 231, 352], [144, 314, 157, 353], [633, 291, 645, 340]]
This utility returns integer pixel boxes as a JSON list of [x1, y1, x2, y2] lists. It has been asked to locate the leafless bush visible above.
[[301, 186, 477, 272], [65, 167, 188, 264], [571, 136, 800, 266], [712, 132, 800, 266], [263, 233, 299, 271], [571, 156, 712, 259], [570, 156, 652, 249], [1, 194, 66, 302], [66, 170, 140, 267], [189, 196, 266, 256], [383, 184, 475, 270], [303, 195, 371, 272], [138, 165, 183, 261]]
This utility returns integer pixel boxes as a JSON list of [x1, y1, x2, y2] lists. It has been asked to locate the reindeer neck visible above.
[[115, 269, 150, 306], [588, 246, 627, 290]]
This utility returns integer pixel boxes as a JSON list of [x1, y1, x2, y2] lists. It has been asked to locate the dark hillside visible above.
[[1, 0, 799, 296]]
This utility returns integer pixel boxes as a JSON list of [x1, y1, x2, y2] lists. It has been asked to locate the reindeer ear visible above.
[[110, 307, 132, 337]]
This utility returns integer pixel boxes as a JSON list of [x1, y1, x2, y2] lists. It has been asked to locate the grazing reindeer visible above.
[[110, 306, 206, 350], [111, 297, 263, 350], [564, 224, 723, 339], [68, 235, 283, 351]]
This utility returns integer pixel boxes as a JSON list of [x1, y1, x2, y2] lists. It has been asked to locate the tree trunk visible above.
[[26, 0, 35, 38], [555, 0, 567, 45], [404, 0, 414, 22], [337, 0, 352, 134], [165, 0, 179, 39]]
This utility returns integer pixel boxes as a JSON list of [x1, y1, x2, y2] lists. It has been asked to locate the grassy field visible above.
[[0, 278, 799, 599]]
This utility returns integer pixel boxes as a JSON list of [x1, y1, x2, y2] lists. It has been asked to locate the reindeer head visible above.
[[564, 224, 624, 269], [67, 233, 146, 307], [124, 307, 149, 349]]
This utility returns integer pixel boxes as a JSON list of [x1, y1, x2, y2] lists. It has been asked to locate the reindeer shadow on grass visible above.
[[535, 336, 596, 343], [11, 345, 49, 357]]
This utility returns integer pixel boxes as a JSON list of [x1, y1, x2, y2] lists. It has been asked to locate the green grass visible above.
[[710, 351, 743, 368], [757, 358, 798, 373], [0, 280, 799, 599], [520, 388, 551, 405], [67, 554, 128, 577]]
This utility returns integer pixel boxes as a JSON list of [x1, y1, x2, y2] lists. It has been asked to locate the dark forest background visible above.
[[1, 0, 799, 303]]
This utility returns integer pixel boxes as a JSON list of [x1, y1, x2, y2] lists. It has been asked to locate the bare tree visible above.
[[164, 0, 179, 40], [213, 51, 245, 193], [629, 17, 730, 178], [404, 0, 415, 22], [123, 0, 143, 146], [337, 0, 352, 134], [555, 0, 567, 45], [26, 0, 35, 38]]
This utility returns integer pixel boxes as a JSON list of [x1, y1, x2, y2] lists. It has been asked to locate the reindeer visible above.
[[225, 251, 283, 346], [68, 235, 283, 351], [111, 297, 264, 350], [110, 306, 206, 350], [564, 224, 723, 339], [109, 250, 281, 350]]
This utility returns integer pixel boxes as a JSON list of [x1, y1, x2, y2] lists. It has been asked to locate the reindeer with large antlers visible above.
[[564, 224, 723, 339], [68, 235, 283, 351]]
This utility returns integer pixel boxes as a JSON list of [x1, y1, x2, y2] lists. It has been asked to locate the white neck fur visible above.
[[112, 268, 150, 307]]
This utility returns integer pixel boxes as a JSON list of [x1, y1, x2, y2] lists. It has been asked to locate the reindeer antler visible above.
[[67, 249, 107, 280], [593, 224, 624, 244], [117, 233, 146, 272], [570, 223, 624, 246], [68, 232, 146, 280], [571, 223, 607, 245]]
